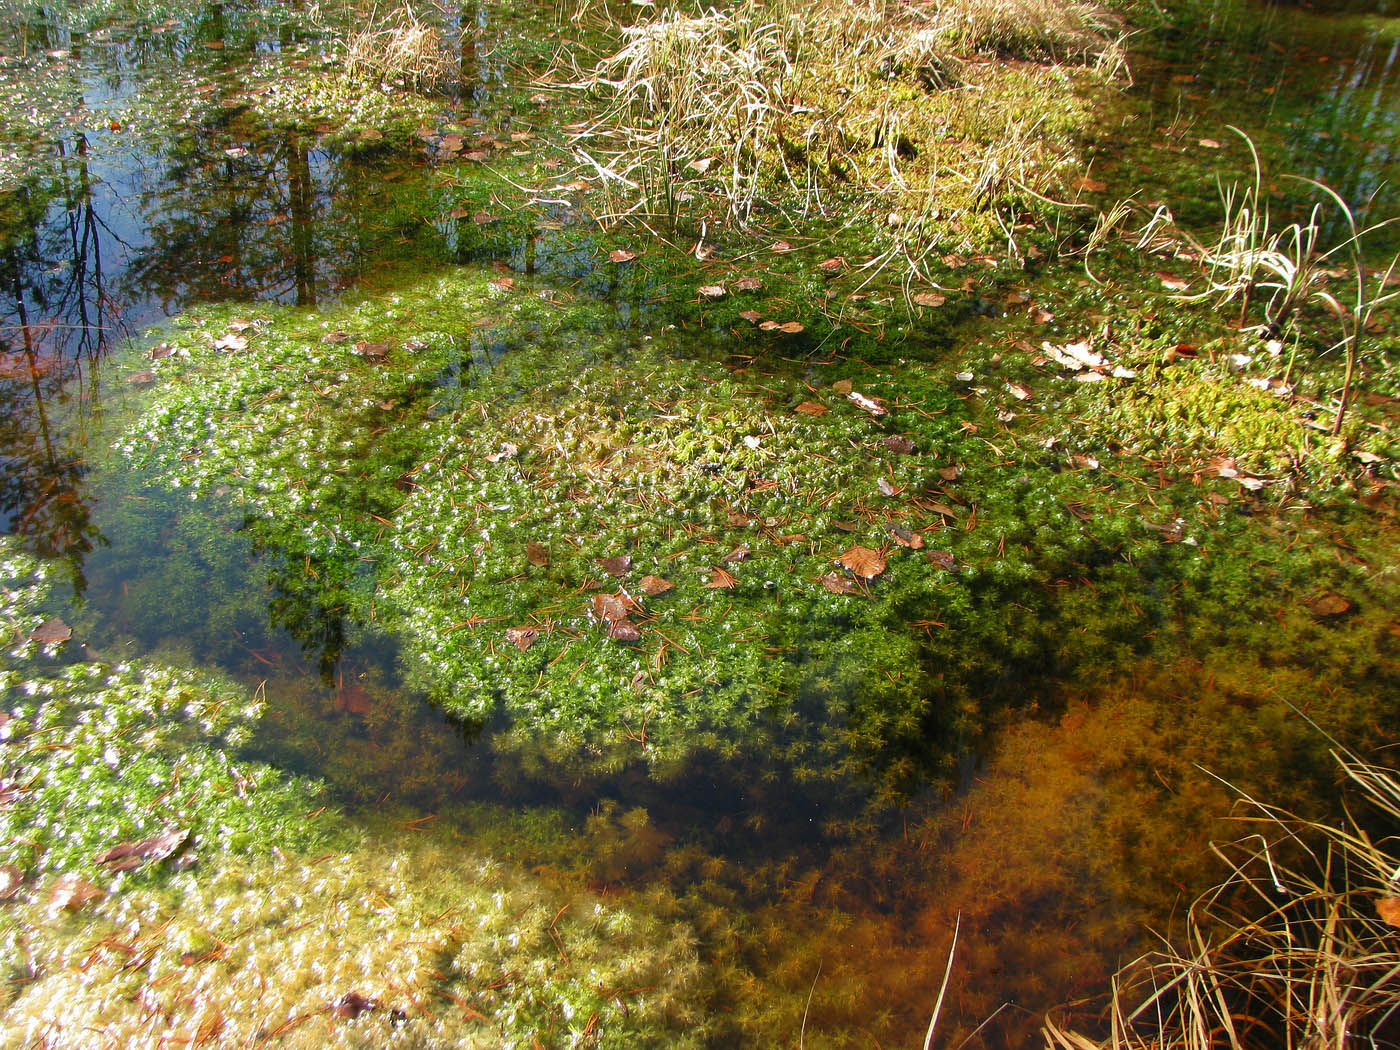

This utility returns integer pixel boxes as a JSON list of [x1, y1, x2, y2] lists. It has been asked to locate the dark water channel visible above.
[[2, 0, 1399, 1045]]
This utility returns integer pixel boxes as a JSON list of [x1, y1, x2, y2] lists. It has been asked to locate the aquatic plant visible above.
[[0, 537, 337, 888], [1043, 754, 1400, 1050]]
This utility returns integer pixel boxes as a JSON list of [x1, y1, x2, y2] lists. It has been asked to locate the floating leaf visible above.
[[888, 525, 924, 549], [598, 555, 632, 577], [837, 546, 886, 579], [29, 618, 71, 645], [592, 593, 633, 623], [639, 575, 674, 596], [698, 285, 728, 300], [794, 400, 828, 417], [526, 541, 550, 567], [817, 257, 847, 274], [818, 572, 859, 594], [777, 322, 804, 334], [911, 291, 946, 307], [50, 874, 104, 911], [733, 276, 763, 292], [609, 249, 638, 263], [1305, 592, 1352, 617], [505, 626, 539, 651], [95, 828, 190, 872], [882, 435, 916, 455], [706, 566, 738, 589], [739, 310, 763, 324], [439, 133, 464, 153]]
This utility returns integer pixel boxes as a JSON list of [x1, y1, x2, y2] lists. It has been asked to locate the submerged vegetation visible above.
[[2, 0, 1400, 1045]]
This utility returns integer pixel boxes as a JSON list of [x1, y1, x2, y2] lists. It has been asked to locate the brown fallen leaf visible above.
[[698, 285, 728, 300], [29, 618, 72, 645], [125, 369, 156, 384], [722, 545, 751, 563], [877, 478, 898, 497], [770, 240, 794, 253], [609, 249, 638, 263], [355, 340, 391, 359], [837, 546, 886, 579], [490, 276, 515, 292], [333, 992, 379, 1020], [321, 330, 350, 344], [882, 435, 916, 455], [1075, 176, 1107, 193], [639, 575, 674, 596], [733, 276, 763, 292], [506, 626, 539, 652], [1378, 898, 1400, 928], [794, 400, 828, 417], [938, 466, 959, 480], [818, 572, 859, 594], [526, 541, 550, 567], [911, 291, 946, 308], [888, 525, 924, 550], [1305, 592, 1352, 617], [706, 566, 738, 589], [832, 378, 854, 395], [1158, 271, 1191, 292], [925, 549, 957, 571], [738, 310, 763, 324], [95, 828, 190, 872], [777, 321, 804, 334], [598, 555, 632, 577], [1006, 382, 1033, 401], [817, 257, 847, 274], [212, 333, 248, 352], [607, 619, 642, 642], [592, 593, 634, 623], [847, 391, 887, 417], [50, 874, 104, 911]]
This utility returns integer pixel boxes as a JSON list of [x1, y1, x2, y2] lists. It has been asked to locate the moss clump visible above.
[[0, 537, 336, 888]]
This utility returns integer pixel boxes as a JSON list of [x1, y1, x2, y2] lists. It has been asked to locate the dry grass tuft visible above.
[[1044, 754, 1400, 1050], [344, 2, 453, 91]]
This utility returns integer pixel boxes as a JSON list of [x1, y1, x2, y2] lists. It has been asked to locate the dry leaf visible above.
[[722, 545, 751, 563], [877, 478, 898, 497], [526, 541, 550, 567], [490, 276, 515, 292], [911, 291, 946, 308], [832, 379, 854, 394], [837, 546, 886, 579], [777, 321, 804, 334], [1006, 382, 1033, 401], [95, 828, 190, 872], [609, 249, 638, 263], [739, 310, 763, 324], [770, 240, 794, 253], [607, 619, 642, 642], [639, 575, 674, 596], [882, 435, 916, 455], [592, 593, 632, 623], [213, 333, 248, 352], [355, 340, 391, 359], [733, 276, 763, 292], [333, 993, 378, 1020], [1198, 138, 1222, 149], [29, 618, 71, 645], [706, 566, 738, 589], [847, 391, 887, 417], [505, 626, 538, 652], [925, 550, 956, 571], [50, 874, 104, 911], [818, 572, 859, 594], [1158, 271, 1191, 292], [598, 555, 632, 577], [321, 330, 350, 344], [794, 400, 828, 417], [1075, 176, 1107, 193], [888, 525, 924, 549], [817, 257, 847, 274], [1305, 592, 1352, 617], [1378, 897, 1400, 928], [698, 285, 728, 300]]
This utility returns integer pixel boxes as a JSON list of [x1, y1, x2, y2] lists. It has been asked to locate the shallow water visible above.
[[2, 0, 1399, 1046]]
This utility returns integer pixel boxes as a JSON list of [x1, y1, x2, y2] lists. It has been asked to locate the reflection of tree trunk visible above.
[[459, 0, 480, 95], [287, 136, 317, 306]]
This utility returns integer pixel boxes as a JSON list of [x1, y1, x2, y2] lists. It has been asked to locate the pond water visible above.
[[2, 0, 1399, 1047]]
